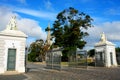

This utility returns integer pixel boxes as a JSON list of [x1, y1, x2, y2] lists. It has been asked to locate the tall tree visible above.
[[51, 7, 93, 53], [116, 47, 120, 57], [88, 49, 95, 57], [28, 39, 45, 62]]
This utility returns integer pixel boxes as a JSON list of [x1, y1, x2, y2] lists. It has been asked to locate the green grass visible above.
[[61, 62, 68, 66], [61, 59, 93, 66]]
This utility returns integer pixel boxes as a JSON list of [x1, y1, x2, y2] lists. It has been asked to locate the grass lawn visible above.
[[61, 62, 68, 66], [61, 59, 94, 66]]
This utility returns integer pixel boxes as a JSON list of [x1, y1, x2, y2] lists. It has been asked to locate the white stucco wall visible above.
[[106, 45, 117, 67], [0, 38, 5, 73], [0, 35, 26, 74], [95, 45, 117, 67]]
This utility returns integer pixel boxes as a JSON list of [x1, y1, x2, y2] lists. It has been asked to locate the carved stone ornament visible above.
[[6, 16, 17, 30], [100, 32, 106, 42]]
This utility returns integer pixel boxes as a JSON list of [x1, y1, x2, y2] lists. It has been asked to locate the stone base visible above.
[[0, 67, 25, 74], [0, 67, 5, 74], [17, 67, 25, 73], [2, 71, 19, 75]]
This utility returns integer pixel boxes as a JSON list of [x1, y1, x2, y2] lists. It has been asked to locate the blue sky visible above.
[[0, 0, 120, 48]]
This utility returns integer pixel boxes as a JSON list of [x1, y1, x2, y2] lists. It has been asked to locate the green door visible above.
[[7, 49, 16, 71], [110, 52, 113, 65]]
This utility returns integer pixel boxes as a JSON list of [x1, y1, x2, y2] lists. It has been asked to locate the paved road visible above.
[[25, 66, 120, 80], [0, 74, 27, 80], [0, 63, 120, 80], [26, 63, 120, 80]]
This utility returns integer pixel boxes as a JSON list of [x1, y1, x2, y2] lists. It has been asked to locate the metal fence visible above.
[[68, 50, 90, 68], [46, 49, 62, 70]]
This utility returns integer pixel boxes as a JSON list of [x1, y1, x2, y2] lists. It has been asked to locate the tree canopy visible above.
[[88, 49, 95, 57], [116, 47, 120, 53], [51, 7, 93, 53], [28, 39, 46, 62]]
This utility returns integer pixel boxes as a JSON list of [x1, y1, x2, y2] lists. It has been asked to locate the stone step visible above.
[[2, 71, 20, 75]]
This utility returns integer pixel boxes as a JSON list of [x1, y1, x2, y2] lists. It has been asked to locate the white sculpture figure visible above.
[[100, 32, 106, 42], [6, 16, 17, 30]]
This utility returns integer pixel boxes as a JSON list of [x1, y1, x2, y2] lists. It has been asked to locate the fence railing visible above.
[[46, 49, 62, 70]]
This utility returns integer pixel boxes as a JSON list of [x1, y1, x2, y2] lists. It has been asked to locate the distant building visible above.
[[0, 16, 27, 74], [94, 32, 117, 67]]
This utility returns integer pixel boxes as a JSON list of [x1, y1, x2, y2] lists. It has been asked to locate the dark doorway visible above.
[[7, 49, 16, 71], [110, 52, 113, 65]]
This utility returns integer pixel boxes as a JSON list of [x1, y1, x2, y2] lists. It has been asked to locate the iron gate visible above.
[[46, 48, 62, 70]]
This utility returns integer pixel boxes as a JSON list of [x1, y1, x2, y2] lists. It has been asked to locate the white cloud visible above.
[[84, 26, 101, 49], [101, 21, 120, 41], [17, 18, 47, 40], [0, 6, 47, 45], [44, 0, 54, 11], [92, 16, 108, 24], [0, 6, 16, 30], [14, 8, 56, 20]]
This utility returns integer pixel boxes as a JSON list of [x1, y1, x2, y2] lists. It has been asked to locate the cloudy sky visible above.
[[0, 0, 120, 49]]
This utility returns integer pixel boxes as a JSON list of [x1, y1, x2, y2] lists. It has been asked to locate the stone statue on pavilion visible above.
[[6, 16, 17, 30], [100, 32, 106, 42]]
